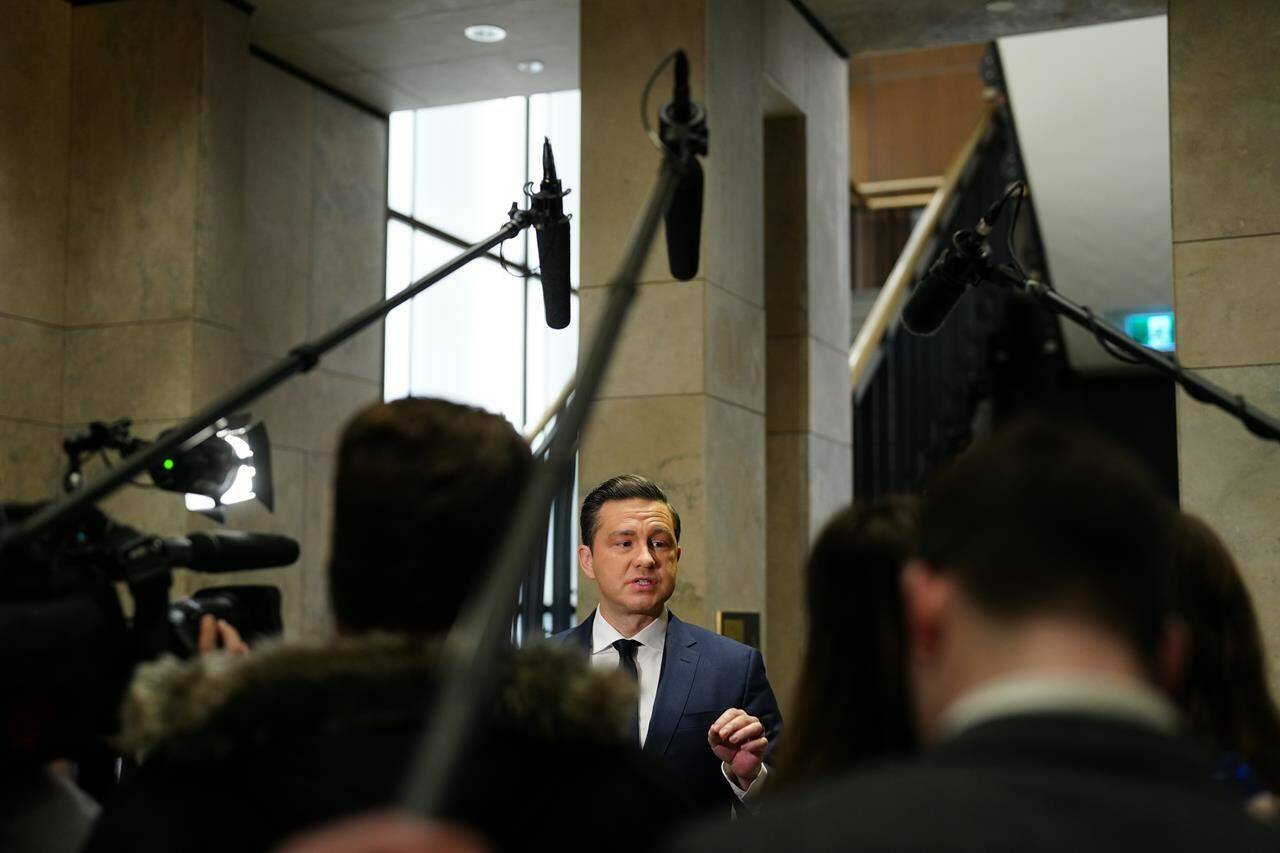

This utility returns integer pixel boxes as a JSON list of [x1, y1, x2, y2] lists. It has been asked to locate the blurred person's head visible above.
[[1173, 512, 1280, 793], [328, 397, 533, 636], [777, 499, 919, 790], [578, 475, 681, 631], [903, 417, 1180, 741]]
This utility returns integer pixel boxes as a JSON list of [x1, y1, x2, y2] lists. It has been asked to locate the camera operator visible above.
[[84, 397, 688, 853]]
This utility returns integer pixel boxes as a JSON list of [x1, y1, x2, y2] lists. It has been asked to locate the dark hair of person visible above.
[[917, 416, 1176, 669], [580, 474, 681, 548], [328, 397, 534, 635], [775, 499, 920, 791], [1173, 512, 1280, 791]]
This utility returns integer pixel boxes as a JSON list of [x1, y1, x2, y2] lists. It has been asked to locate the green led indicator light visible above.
[[162, 459, 175, 470]]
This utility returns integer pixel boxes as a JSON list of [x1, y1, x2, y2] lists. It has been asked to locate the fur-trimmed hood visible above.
[[118, 634, 635, 764]]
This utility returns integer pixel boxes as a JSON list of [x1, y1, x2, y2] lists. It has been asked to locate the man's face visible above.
[[579, 498, 680, 619]]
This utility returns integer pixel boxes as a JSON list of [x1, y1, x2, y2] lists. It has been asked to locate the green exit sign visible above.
[[1122, 311, 1175, 352]]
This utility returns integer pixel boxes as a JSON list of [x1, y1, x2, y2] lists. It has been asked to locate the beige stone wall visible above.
[[578, 0, 850, 714], [1170, 1, 1280, 687], [1, 0, 383, 642], [0, 0, 69, 503], [761, 0, 853, 714], [220, 57, 386, 640]]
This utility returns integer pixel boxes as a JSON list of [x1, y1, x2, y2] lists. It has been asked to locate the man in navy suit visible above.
[[553, 474, 782, 816]]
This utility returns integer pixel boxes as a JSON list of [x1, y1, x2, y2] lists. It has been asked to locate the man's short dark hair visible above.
[[917, 416, 1176, 666], [580, 474, 681, 548], [329, 397, 533, 635]]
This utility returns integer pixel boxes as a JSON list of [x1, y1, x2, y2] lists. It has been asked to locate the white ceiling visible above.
[[249, 0, 579, 111], [247, 1, 1169, 111]]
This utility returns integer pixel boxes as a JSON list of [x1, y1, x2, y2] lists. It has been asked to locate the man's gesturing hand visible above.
[[708, 708, 767, 789]]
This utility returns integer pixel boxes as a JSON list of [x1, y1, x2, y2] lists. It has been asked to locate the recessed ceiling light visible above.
[[985, 0, 1016, 11], [464, 24, 507, 43], [516, 59, 545, 74]]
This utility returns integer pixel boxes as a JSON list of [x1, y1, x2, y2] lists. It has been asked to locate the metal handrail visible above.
[[524, 375, 575, 447], [847, 103, 996, 393]]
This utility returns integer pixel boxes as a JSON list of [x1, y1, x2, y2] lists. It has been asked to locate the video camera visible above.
[[0, 418, 298, 763]]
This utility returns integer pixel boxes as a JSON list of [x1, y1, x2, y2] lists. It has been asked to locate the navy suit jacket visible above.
[[552, 610, 782, 815]]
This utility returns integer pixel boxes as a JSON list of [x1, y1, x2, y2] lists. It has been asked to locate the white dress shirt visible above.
[[589, 607, 668, 747], [588, 608, 765, 801]]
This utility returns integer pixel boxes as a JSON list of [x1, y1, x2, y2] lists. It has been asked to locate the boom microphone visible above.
[[901, 230, 990, 336], [660, 50, 708, 282], [531, 138, 572, 329]]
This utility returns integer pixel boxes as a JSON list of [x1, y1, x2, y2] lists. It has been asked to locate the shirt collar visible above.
[[590, 608, 669, 655], [939, 670, 1182, 740]]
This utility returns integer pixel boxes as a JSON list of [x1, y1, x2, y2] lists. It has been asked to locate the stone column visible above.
[[65, 0, 248, 541], [0, 0, 69, 503], [578, 0, 768, 631], [1170, 1, 1280, 684], [761, 1, 853, 713], [578, 0, 850, 714]]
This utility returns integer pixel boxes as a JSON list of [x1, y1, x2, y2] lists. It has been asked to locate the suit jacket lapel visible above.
[[564, 612, 594, 655], [644, 612, 700, 757]]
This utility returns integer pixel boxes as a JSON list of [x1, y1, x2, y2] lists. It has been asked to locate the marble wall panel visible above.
[[810, 36, 851, 350], [304, 370, 380, 455], [805, 32, 852, 352], [192, 321, 245, 411], [63, 322, 192, 424], [579, 0, 706, 289], [244, 60, 314, 354], [764, 430, 809, 714], [762, 0, 809, 110], [704, 397, 766, 615], [808, 337, 852, 444], [0, 419, 64, 502], [0, 0, 69, 325], [1177, 364, 1280, 686], [765, 334, 807, 434], [1173, 233, 1280, 369], [194, 0, 249, 330], [705, 284, 766, 414], [68, 1, 201, 326], [808, 432, 852, 539], [704, 0, 765, 307], [309, 96, 387, 383], [0, 317, 64, 425], [579, 281, 705, 401], [301, 451, 337, 639], [239, 350, 310, 452], [1169, 0, 1280, 243], [763, 115, 809, 339]]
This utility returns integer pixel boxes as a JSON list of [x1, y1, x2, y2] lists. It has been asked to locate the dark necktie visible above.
[[612, 639, 642, 743]]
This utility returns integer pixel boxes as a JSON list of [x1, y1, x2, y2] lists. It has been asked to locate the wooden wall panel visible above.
[[850, 43, 988, 185]]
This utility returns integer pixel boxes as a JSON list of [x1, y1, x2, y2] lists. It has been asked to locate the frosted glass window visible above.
[[407, 231, 524, 424], [384, 92, 581, 637], [414, 97, 527, 263], [383, 219, 414, 401], [387, 111, 415, 216], [524, 282, 579, 435]]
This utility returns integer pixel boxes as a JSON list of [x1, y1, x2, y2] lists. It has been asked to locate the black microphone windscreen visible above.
[[186, 531, 300, 573], [901, 249, 978, 336], [664, 158, 703, 282], [536, 220, 572, 329]]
